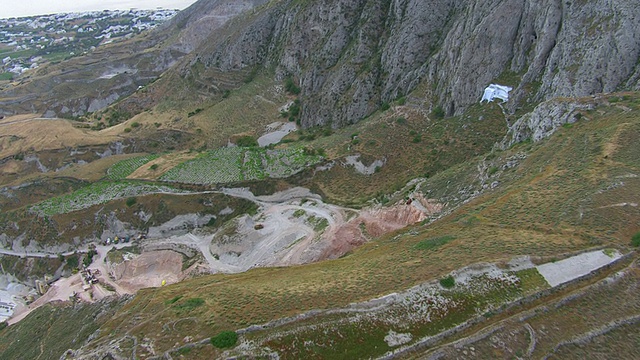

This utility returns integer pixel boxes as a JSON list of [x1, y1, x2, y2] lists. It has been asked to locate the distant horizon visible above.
[[0, 0, 199, 19]]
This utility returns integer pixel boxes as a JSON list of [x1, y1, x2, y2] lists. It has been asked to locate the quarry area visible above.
[[0, 185, 438, 324]]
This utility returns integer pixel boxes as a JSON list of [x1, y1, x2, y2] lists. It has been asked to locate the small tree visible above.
[[126, 197, 137, 207], [211, 331, 238, 349], [235, 135, 258, 148], [631, 232, 640, 247], [439, 275, 455, 288]]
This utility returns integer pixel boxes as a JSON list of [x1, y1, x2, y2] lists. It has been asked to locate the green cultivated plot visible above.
[[107, 154, 160, 180], [160, 147, 323, 185], [29, 181, 189, 216]]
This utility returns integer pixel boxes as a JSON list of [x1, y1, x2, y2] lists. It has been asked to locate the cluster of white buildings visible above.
[[0, 9, 179, 75]]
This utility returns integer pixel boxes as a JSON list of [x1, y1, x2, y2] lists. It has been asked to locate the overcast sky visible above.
[[0, 0, 199, 19]]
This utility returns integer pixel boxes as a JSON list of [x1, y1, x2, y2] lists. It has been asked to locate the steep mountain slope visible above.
[[3, 0, 639, 125], [175, 0, 640, 127]]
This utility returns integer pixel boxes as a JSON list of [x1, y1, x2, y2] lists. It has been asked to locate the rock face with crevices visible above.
[[184, 0, 640, 126], [3, 0, 638, 124]]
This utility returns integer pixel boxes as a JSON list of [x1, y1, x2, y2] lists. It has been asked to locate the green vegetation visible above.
[[66, 254, 79, 270], [160, 147, 323, 185], [83, 249, 98, 267], [107, 154, 160, 180], [0, 72, 13, 81], [439, 275, 456, 288], [125, 197, 137, 207], [284, 76, 301, 95], [235, 135, 258, 147], [414, 235, 455, 250], [0, 299, 127, 360], [632, 232, 640, 247], [174, 298, 205, 311], [211, 331, 238, 349], [433, 105, 445, 118], [29, 181, 189, 216]]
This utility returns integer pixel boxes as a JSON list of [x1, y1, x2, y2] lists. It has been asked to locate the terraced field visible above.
[[106, 154, 160, 180], [29, 181, 190, 216], [160, 147, 323, 185]]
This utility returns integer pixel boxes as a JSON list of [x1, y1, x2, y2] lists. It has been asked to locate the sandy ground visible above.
[[7, 243, 134, 324], [9, 273, 87, 324], [110, 250, 183, 292], [536, 249, 622, 287]]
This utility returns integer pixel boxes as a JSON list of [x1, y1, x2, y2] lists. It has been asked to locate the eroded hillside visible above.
[[0, 1, 639, 359]]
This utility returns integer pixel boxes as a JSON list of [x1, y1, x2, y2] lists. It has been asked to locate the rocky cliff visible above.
[[2, 0, 638, 126], [184, 0, 640, 127]]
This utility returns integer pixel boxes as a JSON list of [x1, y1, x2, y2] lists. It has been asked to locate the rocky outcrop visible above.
[[500, 98, 595, 148], [186, 0, 640, 127]]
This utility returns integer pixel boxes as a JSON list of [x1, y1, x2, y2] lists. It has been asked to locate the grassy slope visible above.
[[54, 95, 638, 357], [0, 298, 128, 360], [0, 63, 638, 357]]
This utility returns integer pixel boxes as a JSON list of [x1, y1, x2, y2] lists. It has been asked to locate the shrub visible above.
[[150, 164, 159, 171], [66, 255, 79, 270], [235, 135, 258, 148], [175, 298, 205, 311], [396, 117, 407, 125], [439, 275, 456, 288], [83, 249, 98, 267], [380, 102, 390, 111], [211, 331, 238, 349], [124, 127, 132, 133], [631, 232, 640, 247], [433, 105, 445, 119], [289, 101, 300, 117], [131, 122, 140, 128], [0, 321, 7, 331], [125, 197, 137, 207], [397, 96, 406, 105], [165, 295, 183, 305], [284, 77, 301, 95]]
